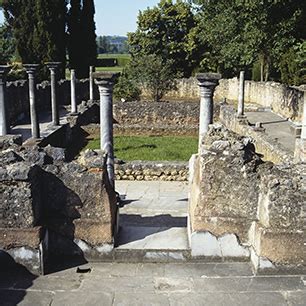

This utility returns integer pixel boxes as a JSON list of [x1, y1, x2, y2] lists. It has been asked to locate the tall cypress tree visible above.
[[3, 0, 67, 80], [67, 0, 83, 73], [79, 0, 97, 78]]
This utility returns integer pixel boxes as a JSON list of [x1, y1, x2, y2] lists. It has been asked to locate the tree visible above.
[[0, 23, 16, 64], [2, 0, 67, 79], [128, 0, 201, 77], [192, 0, 306, 82], [67, 0, 97, 78], [128, 54, 177, 102], [79, 0, 97, 77], [67, 0, 83, 71]]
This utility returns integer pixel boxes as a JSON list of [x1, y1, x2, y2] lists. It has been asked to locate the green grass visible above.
[[96, 66, 124, 73], [84, 136, 198, 161], [98, 53, 130, 59]]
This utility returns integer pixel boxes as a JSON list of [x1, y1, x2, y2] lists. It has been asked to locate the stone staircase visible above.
[[114, 181, 190, 262]]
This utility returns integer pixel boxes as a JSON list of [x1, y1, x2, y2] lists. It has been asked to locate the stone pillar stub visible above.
[[70, 69, 77, 114], [89, 66, 95, 101], [24, 64, 40, 139], [93, 72, 120, 187], [46, 62, 61, 126], [0, 65, 10, 136], [237, 71, 246, 119], [196, 73, 221, 143]]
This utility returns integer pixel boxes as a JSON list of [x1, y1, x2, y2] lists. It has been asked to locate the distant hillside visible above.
[[97, 35, 128, 54]]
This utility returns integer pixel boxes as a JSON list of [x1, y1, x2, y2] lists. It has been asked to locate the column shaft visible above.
[[199, 86, 214, 136], [71, 70, 77, 114], [99, 86, 114, 187], [28, 74, 40, 139], [90, 66, 94, 101], [50, 69, 59, 125], [237, 71, 245, 117], [0, 78, 8, 136]]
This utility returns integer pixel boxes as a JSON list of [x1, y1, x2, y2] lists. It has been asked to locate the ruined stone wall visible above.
[[189, 125, 305, 272], [115, 161, 188, 181], [0, 144, 117, 274], [6, 79, 99, 126], [220, 104, 293, 164], [145, 77, 305, 123]]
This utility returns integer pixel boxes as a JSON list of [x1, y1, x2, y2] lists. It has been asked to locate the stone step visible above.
[[113, 249, 190, 263]]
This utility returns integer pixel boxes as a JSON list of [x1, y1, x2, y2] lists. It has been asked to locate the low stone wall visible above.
[[146, 77, 305, 123], [0, 130, 117, 274], [6, 78, 99, 126], [215, 78, 305, 123], [115, 161, 188, 181], [220, 104, 293, 164], [188, 125, 304, 273]]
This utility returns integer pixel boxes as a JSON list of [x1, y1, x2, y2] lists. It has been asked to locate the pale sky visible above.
[[0, 0, 161, 36]]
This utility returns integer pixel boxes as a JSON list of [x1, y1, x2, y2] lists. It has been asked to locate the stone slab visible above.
[[117, 226, 189, 250]]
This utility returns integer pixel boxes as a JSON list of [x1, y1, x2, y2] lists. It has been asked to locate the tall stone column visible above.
[[70, 69, 77, 114], [0, 66, 10, 136], [89, 66, 95, 101], [196, 73, 221, 143], [46, 62, 61, 126], [24, 64, 40, 139], [93, 72, 119, 188], [237, 71, 246, 118]]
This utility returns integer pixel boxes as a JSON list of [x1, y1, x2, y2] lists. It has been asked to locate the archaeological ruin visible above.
[[0, 63, 305, 277]]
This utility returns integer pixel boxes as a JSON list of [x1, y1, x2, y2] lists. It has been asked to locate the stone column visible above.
[[196, 73, 221, 142], [93, 72, 119, 187], [70, 69, 77, 114], [46, 62, 61, 126], [89, 66, 95, 101], [0, 66, 10, 136], [237, 71, 246, 118], [24, 64, 40, 139]]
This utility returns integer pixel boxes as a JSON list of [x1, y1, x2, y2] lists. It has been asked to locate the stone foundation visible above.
[[188, 124, 305, 273], [220, 104, 293, 164], [115, 161, 188, 181]]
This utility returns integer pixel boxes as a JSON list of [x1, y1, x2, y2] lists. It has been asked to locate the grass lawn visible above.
[[98, 53, 130, 60], [96, 66, 123, 73], [84, 136, 198, 161]]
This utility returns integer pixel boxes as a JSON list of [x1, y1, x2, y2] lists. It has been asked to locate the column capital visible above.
[[24, 64, 40, 74], [45, 62, 62, 70], [93, 72, 120, 88], [196, 73, 221, 87], [0, 65, 10, 79]]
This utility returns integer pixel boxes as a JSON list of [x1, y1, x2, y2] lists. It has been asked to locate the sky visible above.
[[0, 0, 161, 36]]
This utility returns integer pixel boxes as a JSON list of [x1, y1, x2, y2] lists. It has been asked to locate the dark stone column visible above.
[[46, 62, 61, 126], [0, 66, 10, 136], [93, 72, 119, 187], [24, 64, 40, 139]]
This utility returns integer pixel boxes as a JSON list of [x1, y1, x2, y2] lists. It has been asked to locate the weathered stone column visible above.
[[89, 66, 95, 101], [196, 73, 221, 142], [237, 71, 246, 118], [46, 62, 61, 125], [93, 72, 119, 187], [0, 65, 10, 136], [70, 69, 77, 114], [24, 64, 40, 139]]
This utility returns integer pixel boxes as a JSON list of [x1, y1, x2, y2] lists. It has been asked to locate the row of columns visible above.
[[0, 64, 96, 138]]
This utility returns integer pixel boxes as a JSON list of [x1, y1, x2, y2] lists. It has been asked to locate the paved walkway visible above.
[[245, 110, 297, 153], [0, 262, 305, 305], [116, 181, 189, 251], [10, 107, 69, 142]]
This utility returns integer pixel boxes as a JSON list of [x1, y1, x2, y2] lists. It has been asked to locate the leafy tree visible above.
[[128, 0, 201, 77], [128, 54, 177, 102], [192, 0, 306, 83]]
